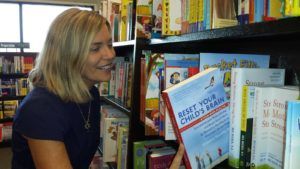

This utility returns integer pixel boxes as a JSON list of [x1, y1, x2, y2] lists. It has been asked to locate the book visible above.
[[163, 53, 199, 140], [145, 53, 164, 135], [284, 100, 300, 169], [147, 147, 185, 169], [117, 126, 129, 169], [211, 0, 238, 29], [136, 0, 152, 38], [3, 100, 19, 118], [199, 52, 270, 99], [239, 85, 256, 168], [251, 86, 299, 169], [102, 117, 129, 162], [162, 0, 182, 36], [0, 122, 13, 142], [152, 0, 162, 38], [120, 0, 133, 41], [162, 68, 230, 169], [228, 68, 285, 168], [133, 139, 166, 169]]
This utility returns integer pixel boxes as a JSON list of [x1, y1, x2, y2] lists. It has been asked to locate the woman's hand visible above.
[[169, 143, 185, 169]]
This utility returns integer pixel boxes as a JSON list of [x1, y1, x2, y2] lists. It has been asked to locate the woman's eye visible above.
[[90, 46, 100, 52]]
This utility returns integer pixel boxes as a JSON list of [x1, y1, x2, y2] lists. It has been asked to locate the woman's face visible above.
[[82, 24, 116, 87]]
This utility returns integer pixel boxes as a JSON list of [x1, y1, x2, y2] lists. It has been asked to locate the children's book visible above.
[[163, 53, 199, 140], [117, 126, 129, 169], [102, 117, 129, 162], [136, 0, 152, 39], [284, 100, 300, 169], [211, 0, 238, 29], [162, 68, 230, 169], [145, 53, 164, 135], [251, 86, 299, 169], [162, 0, 182, 36], [133, 139, 166, 169], [199, 52, 270, 100], [228, 68, 285, 168], [147, 147, 185, 169], [152, 0, 162, 38]]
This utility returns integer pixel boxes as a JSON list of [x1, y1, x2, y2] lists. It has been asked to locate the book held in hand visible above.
[[162, 68, 230, 169]]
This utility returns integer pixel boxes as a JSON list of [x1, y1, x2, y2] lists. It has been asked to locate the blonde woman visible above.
[[12, 8, 115, 169], [12, 8, 184, 169]]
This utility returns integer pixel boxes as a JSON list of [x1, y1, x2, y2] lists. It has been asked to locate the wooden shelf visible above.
[[100, 96, 131, 116]]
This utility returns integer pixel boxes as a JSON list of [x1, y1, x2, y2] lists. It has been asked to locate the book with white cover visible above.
[[229, 68, 285, 168], [251, 86, 299, 169]]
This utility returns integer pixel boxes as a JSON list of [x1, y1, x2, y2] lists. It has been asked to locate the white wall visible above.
[[1, 0, 101, 11]]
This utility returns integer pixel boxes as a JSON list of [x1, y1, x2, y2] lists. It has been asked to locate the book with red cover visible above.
[[162, 67, 230, 169]]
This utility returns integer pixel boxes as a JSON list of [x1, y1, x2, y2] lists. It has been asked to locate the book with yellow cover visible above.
[[162, 0, 182, 36]]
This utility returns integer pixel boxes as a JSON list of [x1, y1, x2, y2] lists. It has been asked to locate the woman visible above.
[[12, 8, 184, 169]]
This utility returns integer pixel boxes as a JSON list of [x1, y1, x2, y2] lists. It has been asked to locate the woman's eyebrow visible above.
[[91, 42, 103, 46], [92, 39, 112, 45]]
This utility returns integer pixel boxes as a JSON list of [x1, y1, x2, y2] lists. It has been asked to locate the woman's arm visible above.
[[170, 144, 185, 169], [26, 137, 73, 169]]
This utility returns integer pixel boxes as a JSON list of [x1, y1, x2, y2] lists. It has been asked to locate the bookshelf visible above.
[[107, 16, 300, 169], [0, 51, 37, 147]]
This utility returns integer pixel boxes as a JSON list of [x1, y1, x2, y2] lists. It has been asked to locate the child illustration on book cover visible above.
[[170, 72, 181, 84]]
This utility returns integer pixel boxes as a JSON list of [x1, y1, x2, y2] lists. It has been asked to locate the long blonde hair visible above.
[[29, 8, 110, 103]]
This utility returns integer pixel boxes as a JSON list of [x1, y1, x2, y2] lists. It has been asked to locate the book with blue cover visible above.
[[163, 53, 199, 140], [162, 68, 230, 169], [199, 53, 270, 100], [283, 100, 300, 169]]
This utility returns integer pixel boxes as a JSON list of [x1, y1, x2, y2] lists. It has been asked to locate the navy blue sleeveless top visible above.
[[12, 86, 100, 169]]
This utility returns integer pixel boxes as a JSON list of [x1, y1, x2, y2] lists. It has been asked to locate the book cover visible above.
[[145, 53, 164, 135], [148, 147, 185, 169], [284, 100, 300, 169], [199, 52, 270, 99], [251, 86, 299, 169], [162, 68, 230, 169], [0, 122, 13, 141], [120, 0, 133, 41], [133, 139, 166, 169], [162, 0, 182, 36], [3, 100, 19, 118], [136, 0, 152, 39], [152, 0, 162, 38], [102, 117, 129, 162], [229, 68, 285, 168], [99, 81, 110, 96], [163, 53, 199, 140], [117, 126, 129, 169], [211, 0, 238, 29]]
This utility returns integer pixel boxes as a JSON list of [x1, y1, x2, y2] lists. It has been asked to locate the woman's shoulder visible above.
[[20, 87, 65, 109]]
